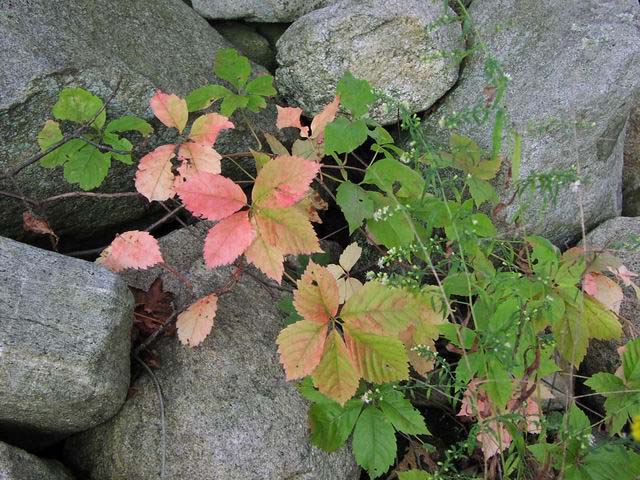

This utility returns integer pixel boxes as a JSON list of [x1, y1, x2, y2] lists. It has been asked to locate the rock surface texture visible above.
[[275, 0, 462, 125], [580, 217, 640, 378], [64, 225, 360, 480], [192, 0, 334, 22], [0, 0, 288, 241], [424, 0, 640, 245], [0, 237, 133, 449], [623, 103, 640, 215], [0, 441, 75, 480]]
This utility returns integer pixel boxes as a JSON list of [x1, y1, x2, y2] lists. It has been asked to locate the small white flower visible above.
[[570, 180, 581, 192]]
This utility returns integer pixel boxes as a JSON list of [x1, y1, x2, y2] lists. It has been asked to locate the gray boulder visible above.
[[64, 225, 360, 480], [275, 0, 462, 125], [0, 0, 289, 242], [580, 217, 640, 378], [192, 0, 334, 22], [0, 237, 133, 449], [623, 102, 640, 215], [213, 21, 277, 71], [0, 441, 74, 480], [421, 0, 640, 245]]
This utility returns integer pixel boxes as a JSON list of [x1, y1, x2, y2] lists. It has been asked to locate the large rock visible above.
[[213, 21, 277, 71], [64, 225, 360, 480], [580, 217, 640, 378], [422, 0, 640, 245], [192, 0, 333, 22], [275, 0, 462, 125], [623, 103, 640, 215], [0, 237, 134, 449], [0, 441, 75, 480], [0, 0, 289, 242]]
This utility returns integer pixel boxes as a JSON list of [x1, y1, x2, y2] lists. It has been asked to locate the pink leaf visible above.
[[310, 96, 340, 141], [99, 230, 163, 272], [177, 141, 222, 180], [276, 106, 309, 138], [189, 113, 234, 145], [135, 144, 176, 201], [477, 420, 512, 460], [251, 155, 321, 208], [203, 211, 256, 268], [245, 231, 285, 283], [150, 91, 188, 133], [612, 265, 638, 287], [177, 293, 218, 347], [175, 172, 247, 221], [583, 273, 598, 296]]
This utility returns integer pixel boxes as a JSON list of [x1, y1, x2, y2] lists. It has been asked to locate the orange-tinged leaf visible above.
[[312, 330, 360, 405], [135, 144, 176, 201], [203, 211, 255, 268], [99, 230, 163, 272], [176, 172, 247, 221], [341, 281, 428, 335], [150, 90, 188, 133], [254, 207, 321, 255], [399, 324, 436, 377], [294, 190, 328, 224], [177, 293, 218, 347], [344, 324, 409, 384], [276, 106, 309, 138], [310, 96, 340, 141], [22, 211, 59, 247], [177, 141, 222, 180], [245, 231, 285, 283], [277, 319, 328, 380], [189, 113, 234, 145], [293, 261, 339, 324], [252, 155, 320, 208], [586, 272, 624, 314]]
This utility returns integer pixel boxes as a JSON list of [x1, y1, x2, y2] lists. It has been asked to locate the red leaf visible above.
[[22, 211, 59, 247], [177, 293, 218, 347], [276, 106, 309, 138], [203, 211, 255, 268], [277, 319, 328, 380], [99, 230, 163, 272], [189, 113, 234, 145], [293, 261, 339, 324], [177, 141, 222, 180], [310, 96, 340, 141], [252, 155, 320, 208], [150, 90, 188, 133], [135, 144, 176, 201], [245, 231, 285, 283], [175, 172, 247, 221], [583, 273, 598, 296]]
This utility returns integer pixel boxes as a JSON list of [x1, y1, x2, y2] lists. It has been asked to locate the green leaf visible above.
[[336, 182, 374, 234], [245, 75, 276, 96], [102, 133, 133, 164], [185, 84, 231, 112], [309, 399, 363, 452], [623, 338, 640, 385], [378, 386, 429, 435], [219, 93, 249, 117], [363, 158, 425, 200], [264, 133, 290, 156], [37, 120, 63, 151], [484, 360, 513, 409], [324, 117, 368, 155], [467, 213, 496, 237], [345, 325, 409, 384], [214, 48, 251, 90], [62, 145, 111, 190], [398, 471, 431, 480], [585, 373, 624, 395], [277, 296, 303, 326], [582, 444, 640, 480], [336, 71, 376, 118], [52, 87, 106, 130], [467, 177, 497, 207], [491, 109, 505, 160], [39, 138, 84, 168], [366, 192, 415, 248], [105, 115, 153, 136], [352, 406, 397, 479], [369, 126, 394, 145], [246, 94, 267, 112], [553, 303, 590, 366], [512, 132, 522, 181], [297, 377, 333, 404], [443, 272, 475, 297]]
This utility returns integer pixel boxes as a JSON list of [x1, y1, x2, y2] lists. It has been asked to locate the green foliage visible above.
[[186, 48, 276, 116], [37, 87, 152, 189]]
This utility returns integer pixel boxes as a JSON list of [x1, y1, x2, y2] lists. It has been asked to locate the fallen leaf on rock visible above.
[[22, 211, 59, 247]]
